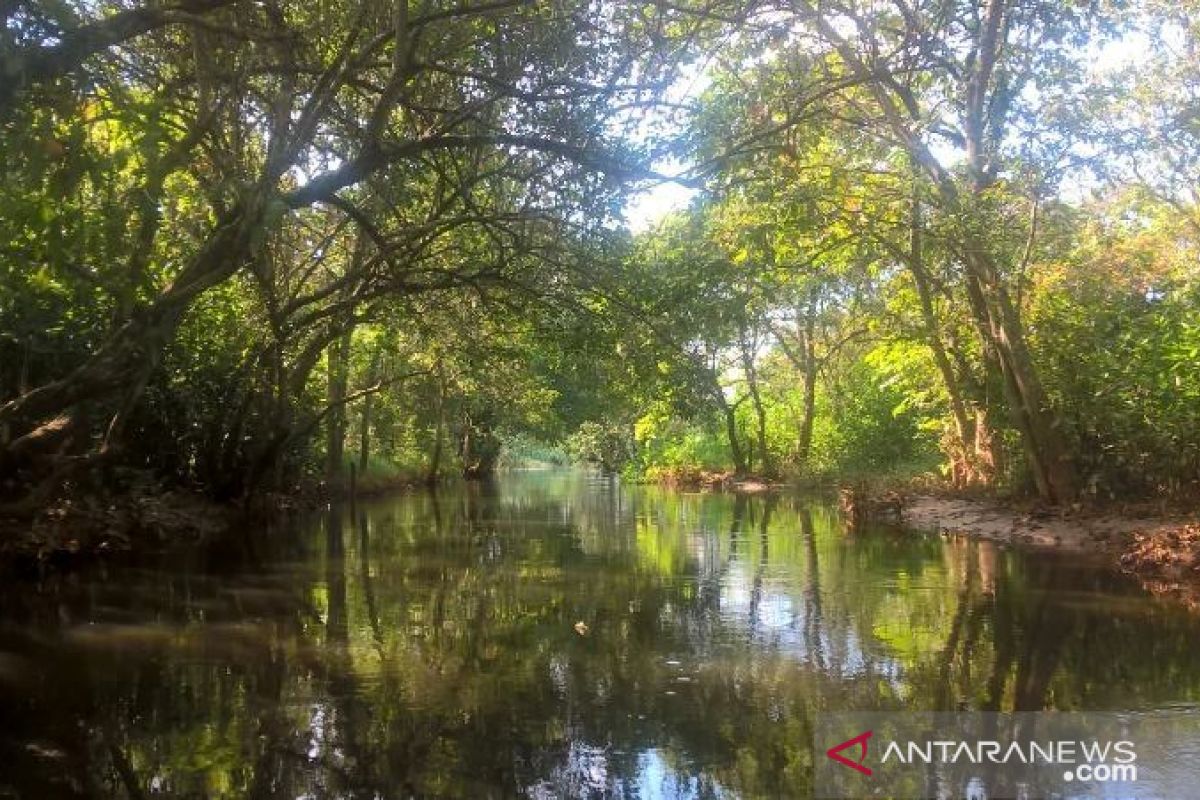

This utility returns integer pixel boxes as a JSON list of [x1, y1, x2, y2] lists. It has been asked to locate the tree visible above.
[[0, 0, 716, 505]]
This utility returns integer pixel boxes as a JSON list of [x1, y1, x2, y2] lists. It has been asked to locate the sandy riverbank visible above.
[[902, 494, 1200, 608]]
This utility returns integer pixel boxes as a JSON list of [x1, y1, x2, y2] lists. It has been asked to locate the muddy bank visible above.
[[0, 473, 426, 573], [1119, 523, 1200, 608], [0, 487, 235, 572], [648, 467, 784, 494], [901, 494, 1200, 608], [0, 474, 324, 568]]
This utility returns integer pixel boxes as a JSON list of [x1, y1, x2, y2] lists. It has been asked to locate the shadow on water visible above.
[[2, 469, 1200, 798]]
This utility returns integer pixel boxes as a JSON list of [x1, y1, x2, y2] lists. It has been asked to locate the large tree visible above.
[[0, 0, 716, 500]]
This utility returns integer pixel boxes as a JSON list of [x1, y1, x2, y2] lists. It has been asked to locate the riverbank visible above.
[[649, 467, 1200, 610], [0, 487, 234, 571], [0, 469, 429, 572], [7, 470, 1200, 612], [901, 493, 1200, 609], [643, 466, 786, 493]]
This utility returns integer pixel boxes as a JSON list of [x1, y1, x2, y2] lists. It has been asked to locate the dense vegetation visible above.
[[2, 0, 1199, 521]]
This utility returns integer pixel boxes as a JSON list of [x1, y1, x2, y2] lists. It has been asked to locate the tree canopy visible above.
[[2, 0, 1198, 512]]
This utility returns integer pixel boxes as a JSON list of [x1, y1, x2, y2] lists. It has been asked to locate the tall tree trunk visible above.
[[459, 413, 499, 479], [268, 337, 290, 493], [426, 360, 446, 484], [358, 348, 381, 473], [751, 393, 770, 475], [241, 324, 349, 497], [917, 138, 1077, 500], [954, 0, 1075, 502], [802, 0, 1077, 502], [326, 329, 351, 482], [908, 184, 992, 487], [798, 314, 817, 467], [720, 395, 748, 476], [739, 323, 771, 475], [910, 185, 970, 446], [966, 252, 1075, 501], [772, 308, 818, 468]]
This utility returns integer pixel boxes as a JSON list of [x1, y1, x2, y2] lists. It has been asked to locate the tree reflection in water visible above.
[[2, 470, 1200, 798]]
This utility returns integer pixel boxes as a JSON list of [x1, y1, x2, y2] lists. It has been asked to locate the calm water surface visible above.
[[2, 470, 1199, 798]]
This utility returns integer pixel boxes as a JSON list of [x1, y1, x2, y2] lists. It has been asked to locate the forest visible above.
[[1, 0, 1198, 537], [6, 2, 1200, 797]]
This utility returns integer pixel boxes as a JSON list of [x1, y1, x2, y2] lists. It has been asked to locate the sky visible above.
[[623, 176, 698, 234], [618, 58, 712, 233]]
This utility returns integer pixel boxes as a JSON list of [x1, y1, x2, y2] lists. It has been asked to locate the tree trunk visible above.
[[801, 0, 1077, 502], [752, 389, 769, 475], [459, 413, 500, 479], [739, 323, 771, 475], [326, 329, 351, 482], [907, 185, 992, 487], [426, 360, 446, 484], [358, 349, 381, 473], [910, 128, 1077, 501], [797, 314, 817, 467], [968, 251, 1076, 501], [0, 193, 267, 466], [719, 394, 747, 475], [772, 309, 818, 468]]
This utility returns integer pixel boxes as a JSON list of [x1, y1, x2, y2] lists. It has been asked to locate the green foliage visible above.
[[3, 0, 1200, 507], [1032, 218, 1200, 497], [564, 421, 636, 474], [813, 356, 940, 476], [633, 403, 731, 473], [497, 435, 571, 468]]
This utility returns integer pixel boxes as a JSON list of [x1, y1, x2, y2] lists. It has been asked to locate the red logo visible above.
[[826, 730, 873, 776]]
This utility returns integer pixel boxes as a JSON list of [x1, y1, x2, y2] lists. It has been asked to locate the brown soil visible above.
[[1119, 523, 1200, 609], [0, 487, 234, 570], [901, 494, 1200, 609], [650, 467, 784, 493]]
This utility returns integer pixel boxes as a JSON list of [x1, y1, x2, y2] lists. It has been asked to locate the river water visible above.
[[1, 470, 1199, 798]]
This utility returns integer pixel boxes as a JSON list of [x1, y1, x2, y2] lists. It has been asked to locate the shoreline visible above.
[[648, 473, 1200, 611], [0, 473, 429, 574], [899, 493, 1200, 609], [5, 474, 1199, 611]]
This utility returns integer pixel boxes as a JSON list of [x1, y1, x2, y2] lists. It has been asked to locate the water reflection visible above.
[[2, 470, 1199, 798]]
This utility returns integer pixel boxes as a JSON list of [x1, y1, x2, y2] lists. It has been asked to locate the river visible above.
[[2, 469, 1199, 798]]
